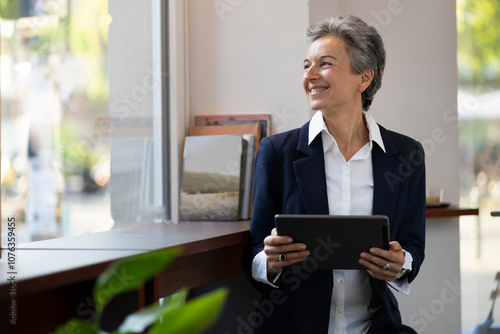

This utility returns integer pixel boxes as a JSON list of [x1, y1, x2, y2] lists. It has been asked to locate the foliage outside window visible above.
[[457, 0, 500, 331], [1, 0, 112, 242]]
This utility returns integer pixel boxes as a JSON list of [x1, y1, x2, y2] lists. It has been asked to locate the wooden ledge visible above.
[[426, 205, 479, 218], [0, 221, 250, 295], [0, 221, 250, 333]]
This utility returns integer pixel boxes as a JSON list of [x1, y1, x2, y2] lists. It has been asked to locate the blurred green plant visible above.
[[54, 248, 228, 334], [457, 0, 500, 84], [0, 0, 19, 18], [58, 119, 108, 177], [67, 0, 110, 101]]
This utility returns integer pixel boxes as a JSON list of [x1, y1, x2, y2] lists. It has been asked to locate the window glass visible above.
[[1, 0, 167, 244], [457, 0, 500, 331]]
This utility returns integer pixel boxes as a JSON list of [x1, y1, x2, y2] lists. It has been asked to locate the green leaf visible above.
[[161, 290, 188, 309], [148, 287, 229, 334], [53, 319, 99, 334], [117, 290, 188, 333], [94, 248, 181, 308]]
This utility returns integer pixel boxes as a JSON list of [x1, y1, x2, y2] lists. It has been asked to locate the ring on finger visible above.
[[278, 253, 286, 262], [382, 262, 391, 271]]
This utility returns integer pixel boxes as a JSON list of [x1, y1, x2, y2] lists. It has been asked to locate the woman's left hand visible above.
[[358, 241, 405, 282]]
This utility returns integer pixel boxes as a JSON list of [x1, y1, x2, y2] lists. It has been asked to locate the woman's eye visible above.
[[320, 62, 331, 67], [304, 64, 311, 71]]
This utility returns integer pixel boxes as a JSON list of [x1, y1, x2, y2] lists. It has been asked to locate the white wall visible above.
[[187, 0, 310, 134], [309, 0, 340, 23]]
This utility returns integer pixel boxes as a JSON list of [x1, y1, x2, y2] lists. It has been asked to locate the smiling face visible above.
[[303, 35, 370, 113]]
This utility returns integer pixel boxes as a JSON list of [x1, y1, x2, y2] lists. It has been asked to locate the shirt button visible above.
[[337, 278, 343, 284], [337, 309, 343, 314]]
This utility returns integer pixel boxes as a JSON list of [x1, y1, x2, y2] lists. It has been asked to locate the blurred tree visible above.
[[457, 0, 500, 86], [0, 0, 21, 18], [67, 0, 110, 102]]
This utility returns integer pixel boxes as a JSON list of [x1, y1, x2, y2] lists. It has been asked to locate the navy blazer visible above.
[[242, 121, 426, 334]]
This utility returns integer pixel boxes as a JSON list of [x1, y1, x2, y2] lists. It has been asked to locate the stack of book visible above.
[[179, 114, 271, 221]]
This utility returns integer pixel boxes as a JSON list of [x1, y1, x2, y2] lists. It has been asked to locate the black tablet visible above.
[[275, 214, 390, 270]]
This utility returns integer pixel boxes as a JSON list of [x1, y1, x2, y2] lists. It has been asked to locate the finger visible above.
[[360, 250, 402, 272], [264, 234, 293, 247], [274, 250, 310, 263], [359, 259, 399, 281], [368, 247, 404, 265], [389, 241, 402, 252], [360, 250, 390, 268], [272, 251, 310, 266], [264, 242, 307, 256], [361, 254, 402, 274], [268, 250, 310, 273], [366, 269, 397, 282]]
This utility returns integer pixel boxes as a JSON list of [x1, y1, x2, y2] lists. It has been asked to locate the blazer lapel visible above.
[[292, 123, 329, 214], [372, 125, 401, 230]]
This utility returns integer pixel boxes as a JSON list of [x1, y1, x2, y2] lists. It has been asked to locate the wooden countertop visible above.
[[0, 221, 250, 294]]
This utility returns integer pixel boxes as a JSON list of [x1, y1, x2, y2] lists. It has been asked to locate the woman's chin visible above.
[[309, 102, 323, 111]]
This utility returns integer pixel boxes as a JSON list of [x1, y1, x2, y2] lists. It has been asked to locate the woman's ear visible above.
[[359, 69, 374, 93]]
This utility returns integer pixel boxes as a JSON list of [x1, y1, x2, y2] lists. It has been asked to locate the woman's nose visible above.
[[305, 66, 319, 80]]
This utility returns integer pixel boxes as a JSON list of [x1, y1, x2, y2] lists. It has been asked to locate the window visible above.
[[457, 0, 500, 331], [1, 0, 169, 244]]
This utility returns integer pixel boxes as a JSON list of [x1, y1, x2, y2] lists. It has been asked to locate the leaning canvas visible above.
[[180, 135, 245, 221]]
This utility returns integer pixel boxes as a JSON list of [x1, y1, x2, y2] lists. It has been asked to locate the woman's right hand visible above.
[[264, 228, 310, 280]]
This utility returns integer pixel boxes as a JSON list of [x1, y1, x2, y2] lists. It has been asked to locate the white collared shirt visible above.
[[252, 111, 412, 334]]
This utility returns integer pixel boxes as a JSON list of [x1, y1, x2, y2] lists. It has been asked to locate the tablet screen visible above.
[[275, 214, 389, 270]]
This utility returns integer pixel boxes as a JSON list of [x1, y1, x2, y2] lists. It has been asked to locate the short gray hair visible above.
[[306, 16, 386, 111]]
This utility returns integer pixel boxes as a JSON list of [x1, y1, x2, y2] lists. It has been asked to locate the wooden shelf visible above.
[[426, 205, 479, 218]]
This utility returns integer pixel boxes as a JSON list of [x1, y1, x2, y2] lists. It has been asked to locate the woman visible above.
[[242, 16, 425, 334]]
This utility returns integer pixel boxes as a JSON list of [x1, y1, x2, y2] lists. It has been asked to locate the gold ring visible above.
[[278, 253, 286, 262]]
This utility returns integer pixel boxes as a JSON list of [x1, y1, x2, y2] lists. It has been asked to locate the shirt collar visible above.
[[308, 110, 386, 153]]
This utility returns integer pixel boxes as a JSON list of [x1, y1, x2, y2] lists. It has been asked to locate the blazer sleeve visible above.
[[397, 141, 426, 284], [241, 136, 283, 293]]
